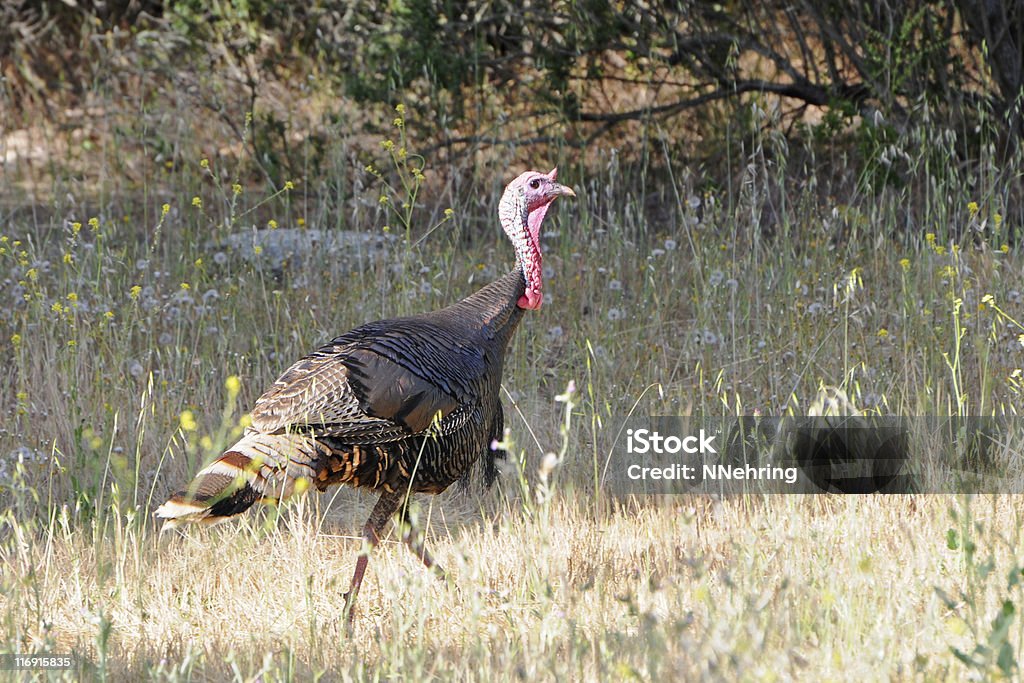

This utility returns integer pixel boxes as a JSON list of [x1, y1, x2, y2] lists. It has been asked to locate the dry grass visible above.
[[0, 493, 1020, 680], [3, 59, 1024, 680]]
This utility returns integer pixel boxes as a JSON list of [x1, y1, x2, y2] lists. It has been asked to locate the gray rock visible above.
[[210, 228, 395, 271]]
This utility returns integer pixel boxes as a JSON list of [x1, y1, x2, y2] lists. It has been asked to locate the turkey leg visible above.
[[343, 489, 402, 626], [397, 498, 446, 580]]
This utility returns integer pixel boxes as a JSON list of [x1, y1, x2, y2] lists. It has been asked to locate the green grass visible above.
[[3, 93, 1024, 679]]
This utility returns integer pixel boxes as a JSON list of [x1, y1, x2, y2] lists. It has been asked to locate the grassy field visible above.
[[4, 90, 1024, 680]]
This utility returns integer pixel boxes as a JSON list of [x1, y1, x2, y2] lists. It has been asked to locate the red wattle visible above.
[[518, 291, 543, 310], [515, 200, 551, 310]]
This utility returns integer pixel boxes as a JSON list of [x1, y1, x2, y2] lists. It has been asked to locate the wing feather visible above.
[[249, 340, 470, 441]]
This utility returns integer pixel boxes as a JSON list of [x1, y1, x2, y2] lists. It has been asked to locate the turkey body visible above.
[[156, 168, 574, 625], [159, 269, 525, 522], [284, 268, 525, 495]]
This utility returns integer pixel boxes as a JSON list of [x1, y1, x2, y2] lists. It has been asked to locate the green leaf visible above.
[[978, 558, 995, 581], [987, 601, 1015, 651], [952, 647, 981, 668], [997, 641, 1016, 677]]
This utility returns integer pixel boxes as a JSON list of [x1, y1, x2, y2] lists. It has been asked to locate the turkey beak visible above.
[[548, 183, 576, 199]]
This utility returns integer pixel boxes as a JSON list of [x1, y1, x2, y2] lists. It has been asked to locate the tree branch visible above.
[[574, 79, 838, 126]]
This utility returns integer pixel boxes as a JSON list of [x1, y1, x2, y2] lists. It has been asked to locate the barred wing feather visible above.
[[250, 341, 470, 441]]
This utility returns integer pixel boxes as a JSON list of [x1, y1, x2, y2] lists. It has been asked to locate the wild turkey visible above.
[[156, 168, 575, 621]]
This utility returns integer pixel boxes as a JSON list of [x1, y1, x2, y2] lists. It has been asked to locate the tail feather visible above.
[[155, 430, 327, 530]]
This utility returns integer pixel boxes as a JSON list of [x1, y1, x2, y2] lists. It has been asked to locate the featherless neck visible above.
[[499, 186, 544, 310]]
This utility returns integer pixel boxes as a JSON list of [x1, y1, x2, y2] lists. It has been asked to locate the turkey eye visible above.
[[529, 179, 540, 189]]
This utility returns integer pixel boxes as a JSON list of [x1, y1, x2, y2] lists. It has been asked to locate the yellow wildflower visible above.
[[129, 285, 141, 300], [179, 410, 197, 431], [191, 196, 202, 208], [1001, 244, 1010, 254], [967, 201, 979, 216], [899, 258, 910, 271]]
